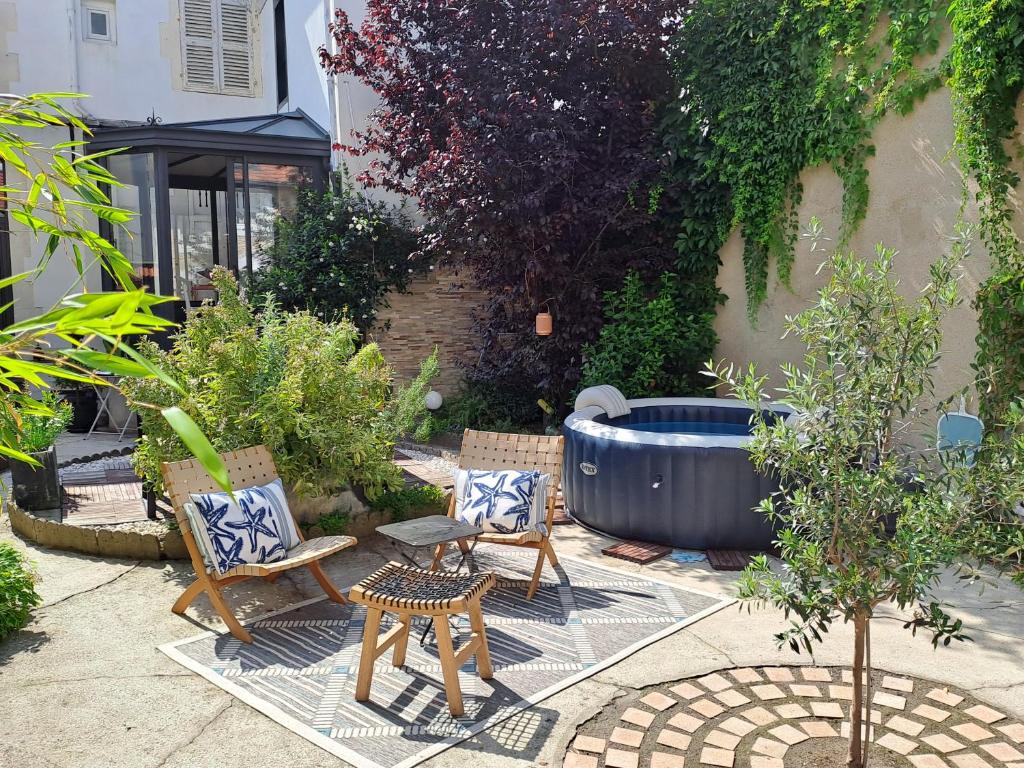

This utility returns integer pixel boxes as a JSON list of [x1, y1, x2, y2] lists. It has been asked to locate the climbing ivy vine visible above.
[[665, 0, 943, 318], [947, 0, 1024, 424]]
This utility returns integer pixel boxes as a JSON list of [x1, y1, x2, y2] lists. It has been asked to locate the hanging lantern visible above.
[[535, 311, 553, 336]]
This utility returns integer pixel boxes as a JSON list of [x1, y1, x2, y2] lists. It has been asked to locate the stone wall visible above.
[[371, 267, 486, 396]]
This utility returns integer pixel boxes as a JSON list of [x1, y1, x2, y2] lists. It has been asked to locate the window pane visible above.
[[89, 11, 107, 37], [106, 153, 159, 293], [235, 162, 308, 274], [170, 188, 221, 310]]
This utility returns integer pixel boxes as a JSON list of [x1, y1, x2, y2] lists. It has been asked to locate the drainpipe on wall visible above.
[[326, 0, 343, 171]]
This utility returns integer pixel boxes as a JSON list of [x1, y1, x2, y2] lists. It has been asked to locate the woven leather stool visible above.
[[350, 562, 495, 716]]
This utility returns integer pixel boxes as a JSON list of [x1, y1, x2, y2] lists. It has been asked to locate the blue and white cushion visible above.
[[454, 469, 549, 535], [187, 478, 300, 574]]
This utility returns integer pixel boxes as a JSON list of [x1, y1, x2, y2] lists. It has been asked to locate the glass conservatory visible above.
[[87, 110, 330, 324]]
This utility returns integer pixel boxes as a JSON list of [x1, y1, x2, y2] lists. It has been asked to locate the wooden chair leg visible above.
[[392, 612, 412, 668], [355, 607, 383, 702], [265, 572, 281, 583], [468, 602, 492, 680], [526, 546, 547, 600], [433, 616, 464, 717], [172, 578, 206, 615], [430, 542, 448, 570], [456, 538, 471, 554], [543, 538, 559, 567], [206, 583, 253, 643], [308, 561, 347, 604]]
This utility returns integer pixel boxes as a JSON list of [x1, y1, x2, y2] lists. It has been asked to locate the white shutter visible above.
[[180, 0, 254, 95], [219, 1, 253, 95], [181, 0, 217, 91]]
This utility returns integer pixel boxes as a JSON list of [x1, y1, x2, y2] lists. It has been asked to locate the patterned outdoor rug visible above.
[[160, 546, 732, 768]]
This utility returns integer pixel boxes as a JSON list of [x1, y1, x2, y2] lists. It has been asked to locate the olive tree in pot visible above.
[[9, 393, 72, 515], [710, 224, 1024, 768]]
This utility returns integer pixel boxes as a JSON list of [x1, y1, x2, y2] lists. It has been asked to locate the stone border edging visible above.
[[7, 504, 187, 561], [57, 444, 134, 469]]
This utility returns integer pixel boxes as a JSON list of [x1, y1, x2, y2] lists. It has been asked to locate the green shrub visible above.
[[424, 379, 543, 436], [121, 268, 438, 500], [370, 484, 447, 522], [0, 543, 40, 641], [250, 174, 424, 332], [311, 512, 350, 536], [580, 271, 717, 398], [15, 392, 72, 453]]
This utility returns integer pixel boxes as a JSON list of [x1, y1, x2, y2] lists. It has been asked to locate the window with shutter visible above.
[[180, 0, 255, 96]]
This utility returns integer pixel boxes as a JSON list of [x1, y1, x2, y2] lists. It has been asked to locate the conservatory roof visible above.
[[87, 109, 331, 158]]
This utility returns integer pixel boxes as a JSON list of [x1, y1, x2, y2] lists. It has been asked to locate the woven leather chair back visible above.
[[161, 445, 280, 525], [458, 430, 563, 500]]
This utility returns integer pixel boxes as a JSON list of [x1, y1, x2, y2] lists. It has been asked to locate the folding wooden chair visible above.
[[436, 429, 564, 599], [161, 445, 357, 643]]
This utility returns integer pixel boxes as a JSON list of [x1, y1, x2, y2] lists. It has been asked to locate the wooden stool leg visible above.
[[468, 602, 492, 680], [355, 608, 383, 702], [392, 612, 412, 668], [433, 615, 464, 717]]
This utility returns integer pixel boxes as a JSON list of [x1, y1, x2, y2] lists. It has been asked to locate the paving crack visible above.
[[151, 698, 235, 768], [18, 671, 193, 687], [40, 562, 141, 609]]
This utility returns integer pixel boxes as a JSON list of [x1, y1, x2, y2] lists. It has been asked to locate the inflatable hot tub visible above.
[[562, 387, 790, 550]]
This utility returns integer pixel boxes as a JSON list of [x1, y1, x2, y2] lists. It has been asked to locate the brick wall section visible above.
[[371, 267, 485, 396]]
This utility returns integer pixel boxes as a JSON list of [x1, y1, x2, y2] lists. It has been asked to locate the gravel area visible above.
[[396, 446, 459, 476]]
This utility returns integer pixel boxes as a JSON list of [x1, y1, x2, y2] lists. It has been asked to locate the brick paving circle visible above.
[[565, 666, 1024, 768]]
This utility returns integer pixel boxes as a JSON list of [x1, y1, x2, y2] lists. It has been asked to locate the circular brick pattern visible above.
[[565, 666, 1024, 768]]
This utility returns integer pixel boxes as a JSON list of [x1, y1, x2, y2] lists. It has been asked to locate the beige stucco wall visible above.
[[714, 82, 1024, 406]]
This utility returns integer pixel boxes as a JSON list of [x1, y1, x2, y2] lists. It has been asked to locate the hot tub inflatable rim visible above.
[[563, 396, 794, 449]]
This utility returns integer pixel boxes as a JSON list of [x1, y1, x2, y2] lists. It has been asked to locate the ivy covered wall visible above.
[[715, 53, 1023, 404]]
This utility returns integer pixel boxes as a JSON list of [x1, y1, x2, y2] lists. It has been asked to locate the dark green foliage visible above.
[[251, 175, 424, 333], [0, 543, 40, 642], [423, 380, 543, 436], [311, 512, 350, 536], [580, 272, 717, 398], [949, 0, 1024, 425], [122, 268, 438, 500], [370, 484, 447, 522], [665, 0, 943, 319], [15, 392, 71, 453]]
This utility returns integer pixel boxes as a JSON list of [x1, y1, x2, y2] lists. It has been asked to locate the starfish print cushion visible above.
[[453, 469, 550, 534], [187, 478, 301, 574]]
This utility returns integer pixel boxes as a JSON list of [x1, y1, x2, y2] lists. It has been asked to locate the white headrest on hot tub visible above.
[[574, 385, 631, 418]]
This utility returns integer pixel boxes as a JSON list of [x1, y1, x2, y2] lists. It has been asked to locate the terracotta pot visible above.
[[535, 311, 553, 336]]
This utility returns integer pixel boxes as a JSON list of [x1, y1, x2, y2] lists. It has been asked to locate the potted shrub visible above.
[[57, 379, 97, 433], [10, 393, 72, 515]]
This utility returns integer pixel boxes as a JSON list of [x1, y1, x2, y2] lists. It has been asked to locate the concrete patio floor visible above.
[[1, 517, 1023, 768]]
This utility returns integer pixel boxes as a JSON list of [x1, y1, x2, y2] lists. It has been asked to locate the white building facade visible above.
[[0, 0, 375, 324]]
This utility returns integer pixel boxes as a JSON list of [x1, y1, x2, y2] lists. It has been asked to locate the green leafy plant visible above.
[[666, 0, 942, 319], [14, 392, 71, 453], [580, 272, 716, 398], [0, 543, 40, 641], [424, 379, 543, 436], [370, 484, 447, 523], [948, 0, 1024, 425], [310, 512, 350, 536], [250, 174, 424, 332], [710, 225, 1024, 768], [122, 268, 438, 500], [0, 92, 228, 490]]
